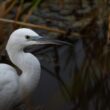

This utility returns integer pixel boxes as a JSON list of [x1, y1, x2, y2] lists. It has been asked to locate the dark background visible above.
[[0, 0, 110, 110]]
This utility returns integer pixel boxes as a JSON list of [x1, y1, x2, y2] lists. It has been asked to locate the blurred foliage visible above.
[[1, 0, 110, 110], [43, 0, 110, 110]]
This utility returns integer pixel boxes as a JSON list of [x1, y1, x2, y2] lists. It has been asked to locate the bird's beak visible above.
[[31, 36, 72, 46]]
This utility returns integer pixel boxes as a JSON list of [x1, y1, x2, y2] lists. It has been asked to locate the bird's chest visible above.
[[0, 72, 19, 110]]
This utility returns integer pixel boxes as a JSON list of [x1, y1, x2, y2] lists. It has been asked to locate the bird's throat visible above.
[[8, 49, 41, 95]]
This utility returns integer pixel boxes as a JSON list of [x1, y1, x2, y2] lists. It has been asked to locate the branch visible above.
[[0, 18, 80, 36]]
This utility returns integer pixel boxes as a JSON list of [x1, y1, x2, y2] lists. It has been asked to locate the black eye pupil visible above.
[[26, 35, 30, 39]]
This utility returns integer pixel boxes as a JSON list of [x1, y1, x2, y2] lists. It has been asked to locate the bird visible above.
[[0, 28, 69, 110]]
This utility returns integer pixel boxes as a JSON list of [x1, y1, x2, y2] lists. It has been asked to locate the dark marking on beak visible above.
[[31, 36, 73, 46]]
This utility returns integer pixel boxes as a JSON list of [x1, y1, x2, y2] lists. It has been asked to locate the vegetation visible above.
[[0, 0, 110, 110]]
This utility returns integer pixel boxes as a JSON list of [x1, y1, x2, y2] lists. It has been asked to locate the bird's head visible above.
[[6, 28, 71, 52]]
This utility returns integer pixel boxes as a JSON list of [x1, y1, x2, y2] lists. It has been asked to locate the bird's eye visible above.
[[25, 35, 30, 39]]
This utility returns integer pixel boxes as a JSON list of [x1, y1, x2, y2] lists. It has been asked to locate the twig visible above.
[[0, 18, 80, 36], [3, 0, 16, 17], [107, 14, 110, 44], [59, 0, 64, 9], [24, 0, 42, 22]]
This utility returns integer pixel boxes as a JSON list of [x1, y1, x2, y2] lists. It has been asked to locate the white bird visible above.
[[0, 28, 66, 110]]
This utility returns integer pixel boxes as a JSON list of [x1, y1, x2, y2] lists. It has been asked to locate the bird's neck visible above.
[[7, 49, 41, 94]]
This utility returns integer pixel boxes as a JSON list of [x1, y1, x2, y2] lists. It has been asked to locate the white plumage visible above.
[[0, 28, 43, 110], [0, 28, 67, 110]]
